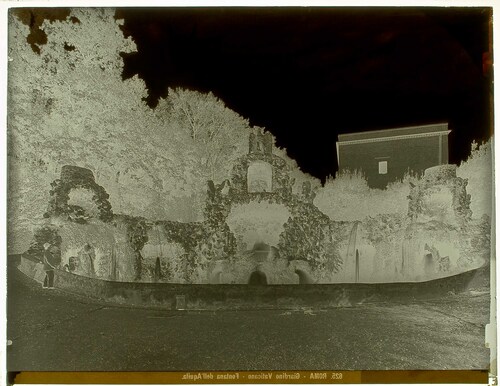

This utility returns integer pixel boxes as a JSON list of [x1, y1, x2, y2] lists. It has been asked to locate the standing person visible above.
[[84, 243, 96, 278], [42, 243, 56, 289]]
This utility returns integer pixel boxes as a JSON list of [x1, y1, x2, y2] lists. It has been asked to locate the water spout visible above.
[[110, 243, 117, 281], [355, 249, 360, 283]]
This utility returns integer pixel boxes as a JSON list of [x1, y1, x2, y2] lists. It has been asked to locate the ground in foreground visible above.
[[7, 261, 490, 371]]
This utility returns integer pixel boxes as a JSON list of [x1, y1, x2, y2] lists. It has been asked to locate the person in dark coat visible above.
[[84, 243, 96, 278], [42, 242, 56, 289]]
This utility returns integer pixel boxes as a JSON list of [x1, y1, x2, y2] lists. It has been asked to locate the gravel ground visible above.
[[7, 261, 491, 372]]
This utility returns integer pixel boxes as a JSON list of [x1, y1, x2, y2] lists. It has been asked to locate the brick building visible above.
[[336, 123, 451, 189]]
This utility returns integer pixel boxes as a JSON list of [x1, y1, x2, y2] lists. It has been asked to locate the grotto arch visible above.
[[45, 165, 113, 222], [248, 270, 268, 285], [226, 201, 291, 253]]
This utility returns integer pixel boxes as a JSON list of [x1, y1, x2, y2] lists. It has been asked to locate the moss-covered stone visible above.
[[45, 166, 113, 223]]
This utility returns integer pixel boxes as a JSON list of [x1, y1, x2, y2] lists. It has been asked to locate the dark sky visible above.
[[116, 7, 493, 181]]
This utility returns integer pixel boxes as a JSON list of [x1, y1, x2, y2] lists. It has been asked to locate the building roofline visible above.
[[337, 130, 451, 146], [337, 122, 449, 142]]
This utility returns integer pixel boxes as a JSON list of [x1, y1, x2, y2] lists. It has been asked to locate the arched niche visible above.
[[295, 269, 314, 284], [247, 160, 273, 193], [248, 270, 268, 285]]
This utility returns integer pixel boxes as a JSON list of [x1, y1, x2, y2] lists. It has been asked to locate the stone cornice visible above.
[[337, 130, 451, 146]]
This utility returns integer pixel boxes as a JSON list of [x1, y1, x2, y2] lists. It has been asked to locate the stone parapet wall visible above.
[[50, 263, 480, 310], [18, 254, 42, 282]]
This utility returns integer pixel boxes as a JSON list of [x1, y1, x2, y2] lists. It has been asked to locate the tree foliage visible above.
[[8, 9, 161, 251], [8, 9, 255, 251], [155, 88, 251, 183], [456, 139, 493, 220], [7, 7, 325, 258], [314, 170, 413, 221]]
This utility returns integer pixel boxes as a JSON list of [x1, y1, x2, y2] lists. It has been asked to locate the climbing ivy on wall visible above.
[[124, 152, 332, 283], [45, 166, 113, 223], [204, 180, 232, 227], [36, 156, 348, 283], [202, 175, 343, 277], [24, 225, 62, 265], [364, 214, 406, 244], [230, 153, 294, 198], [196, 223, 237, 263], [408, 166, 472, 230], [161, 221, 203, 251], [457, 214, 491, 268], [278, 202, 342, 272], [451, 178, 472, 230], [407, 183, 424, 220], [126, 216, 150, 281], [156, 218, 237, 283]]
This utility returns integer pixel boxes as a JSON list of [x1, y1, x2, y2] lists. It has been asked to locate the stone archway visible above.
[[226, 202, 291, 253], [294, 269, 313, 284], [46, 165, 113, 222], [248, 270, 268, 285]]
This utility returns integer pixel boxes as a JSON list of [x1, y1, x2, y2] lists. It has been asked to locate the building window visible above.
[[378, 161, 388, 175]]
